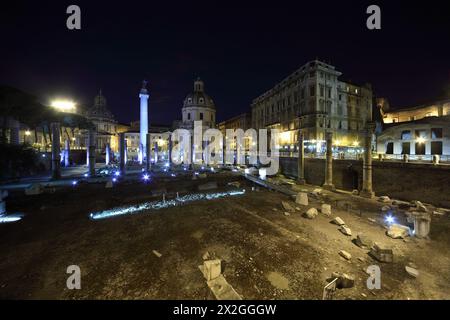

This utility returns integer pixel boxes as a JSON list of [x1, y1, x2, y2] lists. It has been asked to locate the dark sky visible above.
[[1, 0, 449, 125]]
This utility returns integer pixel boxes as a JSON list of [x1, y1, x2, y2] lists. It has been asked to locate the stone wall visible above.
[[279, 157, 450, 208]]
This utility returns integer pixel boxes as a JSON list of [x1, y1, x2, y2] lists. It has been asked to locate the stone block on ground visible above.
[[331, 272, 355, 289], [227, 181, 241, 188], [303, 207, 318, 219], [379, 196, 391, 203], [200, 259, 222, 281], [405, 266, 419, 278], [369, 243, 393, 263], [355, 233, 373, 248], [387, 224, 410, 239], [411, 200, 428, 213], [381, 205, 391, 212], [321, 204, 331, 216], [339, 250, 352, 260], [351, 189, 359, 195], [281, 201, 296, 213], [24, 183, 43, 196], [339, 225, 352, 236], [207, 275, 242, 300], [198, 181, 218, 191], [332, 217, 346, 226], [295, 192, 308, 206], [105, 181, 113, 188]]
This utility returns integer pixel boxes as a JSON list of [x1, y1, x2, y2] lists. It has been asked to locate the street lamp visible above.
[[50, 100, 76, 113], [416, 137, 426, 144]]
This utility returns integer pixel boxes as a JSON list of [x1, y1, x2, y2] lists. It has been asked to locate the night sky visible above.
[[1, 1, 449, 125]]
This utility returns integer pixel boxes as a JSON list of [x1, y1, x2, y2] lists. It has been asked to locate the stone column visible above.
[[9, 118, 20, 145], [154, 142, 159, 164], [51, 122, 61, 179], [124, 139, 128, 165], [222, 134, 226, 165], [297, 129, 306, 184], [360, 122, 376, 198], [64, 139, 70, 167], [1, 190, 8, 216], [105, 143, 111, 165], [191, 135, 195, 166], [119, 133, 126, 173], [88, 129, 96, 177], [168, 134, 173, 165], [323, 130, 335, 190], [146, 133, 151, 172], [414, 213, 431, 238]]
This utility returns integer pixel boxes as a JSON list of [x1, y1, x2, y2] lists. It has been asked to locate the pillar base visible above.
[[359, 190, 375, 199], [322, 184, 335, 191], [297, 178, 306, 185]]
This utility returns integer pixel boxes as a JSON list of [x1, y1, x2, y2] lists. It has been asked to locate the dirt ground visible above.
[[0, 171, 449, 300]]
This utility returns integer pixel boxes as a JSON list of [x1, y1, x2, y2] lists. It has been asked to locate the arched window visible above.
[[187, 113, 191, 120]]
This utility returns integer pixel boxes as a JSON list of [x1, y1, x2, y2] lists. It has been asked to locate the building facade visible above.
[[79, 90, 120, 154], [251, 60, 373, 154], [378, 98, 450, 124], [376, 99, 450, 160]]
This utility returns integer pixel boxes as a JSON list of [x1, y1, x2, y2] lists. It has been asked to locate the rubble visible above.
[[339, 250, 352, 260], [321, 204, 331, 216], [303, 208, 318, 219], [369, 243, 393, 263], [200, 259, 222, 281], [355, 233, 373, 248], [198, 173, 208, 179], [351, 189, 359, 195], [198, 181, 218, 191], [331, 272, 355, 289], [227, 181, 241, 188], [312, 188, 323, 196], [152, 250, 162, 258], [284, 212, 291, 216], [339, 225, 352, 236], [332, 217, 346, 226], [281, 201, 296, 213], [405, 266, 419, 278], [207, 275, 242, 300], [295, 192, 309, 206], [411, 200, 428, 213], [378, 196, 391, 203], [24, 184, 43, 196], [381, 205, 391, 212], [387, 224, 410, 239]]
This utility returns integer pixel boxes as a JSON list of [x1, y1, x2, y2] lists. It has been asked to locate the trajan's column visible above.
[[139, 80, 149, 164]]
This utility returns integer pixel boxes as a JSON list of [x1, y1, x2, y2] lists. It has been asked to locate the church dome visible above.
[[87, 90, 114, 120], [183, 78, 215, 109]]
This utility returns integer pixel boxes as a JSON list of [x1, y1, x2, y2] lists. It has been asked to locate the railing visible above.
[[277, 151, 450, 164]]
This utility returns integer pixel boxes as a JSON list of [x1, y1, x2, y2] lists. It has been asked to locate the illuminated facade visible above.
[[251, 60, 373, 154], [80, 90, 119, 153], [218, 113, 252, 150], [378, 98, 450, 123], [180, 78, 216, 130], [377, 98, 450, 158]]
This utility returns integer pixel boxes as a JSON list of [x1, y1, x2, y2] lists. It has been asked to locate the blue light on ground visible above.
[[89, 189, 246, 220], [385, 215, 395, 224], [0, 214, 23, 223]]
